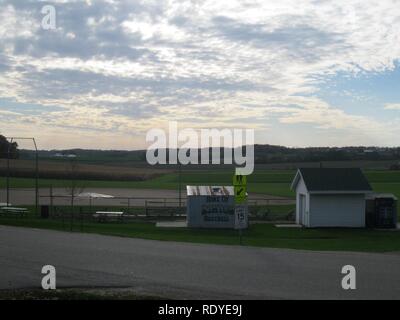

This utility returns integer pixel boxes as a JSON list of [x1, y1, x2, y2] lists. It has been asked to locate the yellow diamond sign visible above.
[[233, 174, 247, 187]]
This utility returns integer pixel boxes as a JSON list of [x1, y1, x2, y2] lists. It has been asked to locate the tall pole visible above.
[[178, 160, 182, 208], [6, 138, 12, 207], [70, 157, 74, 232], [33, 138, 39, 216], [50, 185, 53, 217]]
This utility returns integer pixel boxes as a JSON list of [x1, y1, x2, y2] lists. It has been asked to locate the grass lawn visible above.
[[2, 169, 400, 193], [0, 176, 173, 189], [0, 216, 399, 253], [371, 182, 400, 200]]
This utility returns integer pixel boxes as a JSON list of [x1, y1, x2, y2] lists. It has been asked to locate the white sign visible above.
[[234, 205, 248, 230]]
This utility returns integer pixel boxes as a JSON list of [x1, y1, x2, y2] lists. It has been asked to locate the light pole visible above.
[[33, 138, 39, 216], [6, 138, 12, 207], [178, 158, 182, 209]]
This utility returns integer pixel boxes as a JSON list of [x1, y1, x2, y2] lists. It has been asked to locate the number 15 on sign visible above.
[[235, 205, 248, 245]]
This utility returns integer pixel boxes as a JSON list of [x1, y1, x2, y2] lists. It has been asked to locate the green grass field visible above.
[[2, 169, 400, 218], [2, 169, 400, 200], [0, 217, 399, 252]]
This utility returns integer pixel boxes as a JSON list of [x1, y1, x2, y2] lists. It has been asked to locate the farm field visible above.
[[0, 173, 297, 197], [2, 169, 400, 217], [0, 159, 169, 181], [2, 169, 400, 198]]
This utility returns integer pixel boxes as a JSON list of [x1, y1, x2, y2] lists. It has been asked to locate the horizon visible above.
[[16, 144, 400, 152]]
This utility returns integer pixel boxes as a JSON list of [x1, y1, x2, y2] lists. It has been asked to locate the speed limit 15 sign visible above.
[[234, 205, 248, 230]]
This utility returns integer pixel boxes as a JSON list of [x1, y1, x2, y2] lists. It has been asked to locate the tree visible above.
[[0, 134, 19, 159]]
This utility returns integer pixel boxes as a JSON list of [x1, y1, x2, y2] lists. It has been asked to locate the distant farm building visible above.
[[291, 168, 373, 228], [54, 153, 77, 158]]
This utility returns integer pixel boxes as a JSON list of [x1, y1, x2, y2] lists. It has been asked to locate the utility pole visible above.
[[33, 138, 39, 216], [178, 159, 182, 209], [50, 185, 53, 217], [6, 139, 12, 207]]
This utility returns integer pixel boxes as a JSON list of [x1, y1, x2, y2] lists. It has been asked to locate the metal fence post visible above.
[[6, 138, 12, 208], [80, 206, 83, 232], [50, 185, 53, 218]]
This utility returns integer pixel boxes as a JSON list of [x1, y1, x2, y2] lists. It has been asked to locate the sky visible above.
[[0, 0, 400, 150]]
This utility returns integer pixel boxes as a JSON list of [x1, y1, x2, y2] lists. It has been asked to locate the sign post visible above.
[[233, 174, 248, 245]]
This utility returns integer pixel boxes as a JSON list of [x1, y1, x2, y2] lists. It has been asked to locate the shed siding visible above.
[[309, 194, 365, 227]]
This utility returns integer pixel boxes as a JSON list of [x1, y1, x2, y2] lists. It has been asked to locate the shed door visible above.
[[299, 194, 306, 225]]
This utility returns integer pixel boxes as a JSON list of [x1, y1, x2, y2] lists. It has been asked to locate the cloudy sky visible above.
[[0, 0, 400, 150]]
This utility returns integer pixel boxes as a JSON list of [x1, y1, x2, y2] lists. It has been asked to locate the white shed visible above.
[[290, 168, 372, 228]]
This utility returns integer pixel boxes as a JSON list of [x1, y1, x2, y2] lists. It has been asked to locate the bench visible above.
[[0, 207, 29, 217], [0, 203, 11, 207], [92, 211, 124, 222]]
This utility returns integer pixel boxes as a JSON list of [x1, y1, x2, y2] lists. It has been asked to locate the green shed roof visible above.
[[294, 168, 372, 192]]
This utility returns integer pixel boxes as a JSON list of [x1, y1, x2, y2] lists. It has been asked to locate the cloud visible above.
[[0, 0, 400, 148], [384, 103, 400, 110]]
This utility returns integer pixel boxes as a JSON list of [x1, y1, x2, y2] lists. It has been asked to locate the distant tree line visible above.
[[253, 145, 400, 163], [16, 144, 400, 165]]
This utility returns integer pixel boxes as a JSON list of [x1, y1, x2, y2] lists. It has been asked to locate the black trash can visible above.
[[41, 205, 49, 219]]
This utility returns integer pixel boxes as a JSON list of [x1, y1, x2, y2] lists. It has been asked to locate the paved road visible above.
[[0, 225, 399, 299]]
